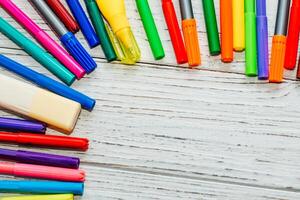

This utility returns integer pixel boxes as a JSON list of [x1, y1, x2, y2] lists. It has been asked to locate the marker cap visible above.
[[0, 117, 46, 133], [0, 194, 74, 200]]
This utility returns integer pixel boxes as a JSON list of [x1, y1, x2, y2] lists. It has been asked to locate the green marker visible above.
[[0, 17, 75, 85], [245, 0, 257, 76], [202, 0, 221, 56], [135, 0, 165, 60], [85, 0, 117, 62]]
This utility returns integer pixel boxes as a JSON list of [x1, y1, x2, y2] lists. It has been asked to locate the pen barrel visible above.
[[136, 0, 165, 60], [256, 0, 267, 16], [35, 73, 96, 111], [256, 15, 269, 79], [66, 0, 100, 48], [274, 0, 291, 35], [46, 0, 80, 33], [60, 32, 97, 73], [13, 163, 85, 182], [0, 194, 74, 200], [269, 35, 287, 83], [0, 117, 46, 133], [182, 19, 201, 67], [162, 0, 188, 64], [245, 11, 257, 76], [202, 0, 220, 55], [220, 0, 234, 62], [232, 0, 245, 51], [179, 0, 194, 19], [85, 0, 117, 62], [284, 2, 300, 69], [0, 18, 75, 86]]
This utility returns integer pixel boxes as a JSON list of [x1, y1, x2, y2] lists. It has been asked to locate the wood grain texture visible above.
[[0, 0, 300, 199]]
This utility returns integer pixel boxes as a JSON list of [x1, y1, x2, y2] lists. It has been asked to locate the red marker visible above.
[[0, 132, 89, 151], [285, 0, 300, 70], [162, 0, 188, 64], [45, 0, 80, 33]]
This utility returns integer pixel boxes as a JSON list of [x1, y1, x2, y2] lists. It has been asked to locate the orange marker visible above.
[[179, 0, 201, 67], [220, 0, 234, 62]]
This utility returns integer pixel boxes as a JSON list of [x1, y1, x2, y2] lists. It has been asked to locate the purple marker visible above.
[[0, 117, 46, 133], [256, 0, 269, 79], [0, 148, 80, 169]]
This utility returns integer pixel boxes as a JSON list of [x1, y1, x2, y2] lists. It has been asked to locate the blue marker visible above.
[[0, 54, 96, 111], [66, 0, 100, 48], [30, 0, 97, 73], [0, 180, 83, 195]]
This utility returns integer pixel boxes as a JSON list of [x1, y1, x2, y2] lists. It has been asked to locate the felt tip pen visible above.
[[162, 0, 188, 64], [256, 0, 269, 79], [84, 0, 117, 62], [0, 162, 85, 182], [220, 0, 234, 62], [179, 0, 201, 67], [0, 55, 96, 111], [0, 194, 74, 200], [0, 17, 75, 86], [136, 0, 165, 60], [66, 0, 100, 48], [202, 0, 221, 56], [0, 180, 84, 195], [233, 0, 245, 51], [245, 0, 258, 76], [0, 148, 80, 169], [0, 0, 85, 79], [269, 0, 291, 83], [96, 0, 141, 64], [284, 0, 300, 70], [46, 0, 80, 33], [29, 0, 97, 74], [0, 132, 89, 151], [0, 117, 46, 133]]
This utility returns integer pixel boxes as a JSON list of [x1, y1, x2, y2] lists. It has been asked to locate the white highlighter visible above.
[[0, 73, 81, 133]]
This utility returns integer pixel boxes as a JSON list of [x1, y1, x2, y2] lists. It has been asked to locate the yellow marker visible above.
[[0, 194, 73, 200], [96, 0, 141, 64], [232, 0, 245, 51]]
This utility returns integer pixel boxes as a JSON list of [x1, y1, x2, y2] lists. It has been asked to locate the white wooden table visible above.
[[1, 0, 300, 199]]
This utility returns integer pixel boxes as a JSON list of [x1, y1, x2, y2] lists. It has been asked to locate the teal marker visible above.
[[0, 17, 75, 85]]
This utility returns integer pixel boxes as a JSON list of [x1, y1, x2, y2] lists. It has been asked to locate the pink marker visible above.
[[0, 0, 85, 79], [0, 162, 85, 182]]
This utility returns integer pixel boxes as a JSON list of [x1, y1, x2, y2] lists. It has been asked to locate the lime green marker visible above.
[[135, 0, 165, 60], [0, 17, 75, 85], [84, 0, 117, 62], [245, 0, 257, 76]]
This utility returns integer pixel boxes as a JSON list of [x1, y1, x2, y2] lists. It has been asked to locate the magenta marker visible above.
[[0, 0, 86, 79]]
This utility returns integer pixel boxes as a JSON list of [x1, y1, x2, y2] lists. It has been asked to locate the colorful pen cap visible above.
[[66, 0, 100, 48], [0, 148, 80, 169], [162, 0, 188, 64], [0, 162, 85, 182], [0, 194, 74, 200], [46, 0, 80, 33], [0, 117, 46, 133], [0, 180, 84, 195], [0, 132, 89, 151], [0, 55, 96, 111], [232, 0, 245, 51]]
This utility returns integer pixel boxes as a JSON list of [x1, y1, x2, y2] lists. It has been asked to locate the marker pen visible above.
[[245, 0, 257, 76], [269, 0, 291, 83], [84, 0, 117, 62], [0, 194, 74, 200], [202, 0, 221, 56], [179, 0, 201, 67], [220, 0, 234, 62], [136, 0, 165, 60], [46, 0, 80, 33], [0, 0, 85, 79], [284, 0, 300, 70], [0, 16, 75, 86], [30, 0, 97, 74], [162, 0, 188, 64], [0, 180, 83, 195], [66, 0, 100, 48], [256, 0, 269, 79], [233, 0, 245, 51], [0, 117, 46, 133]]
